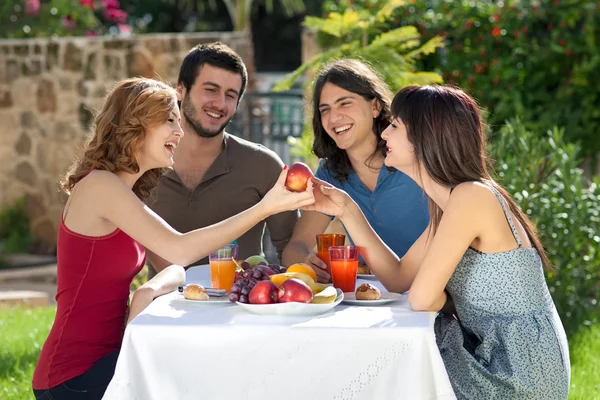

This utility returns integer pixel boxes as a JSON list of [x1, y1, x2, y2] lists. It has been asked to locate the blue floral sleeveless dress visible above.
[[435, 185, 570, 399]]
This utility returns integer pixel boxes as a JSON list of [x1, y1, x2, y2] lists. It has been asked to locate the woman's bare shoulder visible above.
[[448, 182, 500, 213]]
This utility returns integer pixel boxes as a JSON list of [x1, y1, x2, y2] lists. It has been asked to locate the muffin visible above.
[[355, 283, 381, 301], [183, 284, 210, 301], [357, 264, 371, 275]]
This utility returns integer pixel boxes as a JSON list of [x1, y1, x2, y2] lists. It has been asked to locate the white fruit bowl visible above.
[[236, 289, 343, 316]]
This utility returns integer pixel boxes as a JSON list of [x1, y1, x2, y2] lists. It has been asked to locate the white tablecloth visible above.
[[104, 265, 455, 400]]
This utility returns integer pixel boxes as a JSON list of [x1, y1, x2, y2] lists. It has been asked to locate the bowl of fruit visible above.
[[229, 262, 343, 316]]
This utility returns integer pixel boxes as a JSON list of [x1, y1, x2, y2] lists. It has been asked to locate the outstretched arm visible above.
[[87, 168, 314, 267], [303, 179, 430, 293]]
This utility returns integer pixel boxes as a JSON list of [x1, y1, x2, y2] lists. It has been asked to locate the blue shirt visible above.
[[315, 159, 429, 258]]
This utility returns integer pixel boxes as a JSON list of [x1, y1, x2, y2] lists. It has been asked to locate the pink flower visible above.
[[118, 24, 131, 33], [102, 0, 120, 9], [62, 15, 77, 30], [24, 0, 40, 17], [103, 8, 128, 24]]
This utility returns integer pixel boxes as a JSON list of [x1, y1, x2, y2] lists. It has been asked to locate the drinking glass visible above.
[[328, 246, 359, 293], [316, 234, 346, 282], [209, 244, 239, 292]]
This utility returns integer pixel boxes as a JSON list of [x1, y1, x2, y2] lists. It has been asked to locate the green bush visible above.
[[0, 196, 32, 256], [322, 0, 600, 158], [489, 119, 600, 334]]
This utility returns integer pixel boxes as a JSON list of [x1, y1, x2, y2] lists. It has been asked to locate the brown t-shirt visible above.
[[147, 133, 298, 272]]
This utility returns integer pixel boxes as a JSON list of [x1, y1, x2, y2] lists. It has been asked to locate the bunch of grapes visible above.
[[229, 263, 288, 303]]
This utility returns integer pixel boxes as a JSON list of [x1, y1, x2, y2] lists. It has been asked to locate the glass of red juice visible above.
[[328, 246, 359, 293]]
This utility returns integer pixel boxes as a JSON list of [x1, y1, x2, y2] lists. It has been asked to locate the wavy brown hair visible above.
[[61, 78, 177, 201], [311, 59, 392, 181], [391, 85, 551, 271]]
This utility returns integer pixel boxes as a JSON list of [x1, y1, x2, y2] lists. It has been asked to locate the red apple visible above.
[[277, 278, 314, 303], [249, 281, 279, 304], [285, 162, 314, 192]]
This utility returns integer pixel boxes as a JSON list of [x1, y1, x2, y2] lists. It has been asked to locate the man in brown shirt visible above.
[[146, 42, 298, 278]]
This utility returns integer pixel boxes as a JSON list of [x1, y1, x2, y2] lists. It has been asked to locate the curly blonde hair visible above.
[[62, 78, 177, 201]]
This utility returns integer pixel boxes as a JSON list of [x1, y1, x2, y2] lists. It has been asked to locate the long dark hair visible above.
[[391, 85, 551, 270], [312, 59, 392, 181]]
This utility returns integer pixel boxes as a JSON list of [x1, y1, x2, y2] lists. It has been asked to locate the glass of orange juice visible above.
[[328, 245, 359, 293], [209, 244, 239, 292], [316, 234, 346, 282]]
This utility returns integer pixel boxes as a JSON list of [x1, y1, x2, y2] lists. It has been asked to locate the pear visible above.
[[245, 255, 268, 267]]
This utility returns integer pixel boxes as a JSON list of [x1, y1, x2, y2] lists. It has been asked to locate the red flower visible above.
[[559, 39, 567, 47], [465, 20, 473, 29], [565, 49, 573, 57], [492, 27, 501, 37], [103, 8, 128, 24], [475, 64, 484, 73], [553, 0, 559, 6], [514, 30, 520, 39], [521, 25, 528, 34]]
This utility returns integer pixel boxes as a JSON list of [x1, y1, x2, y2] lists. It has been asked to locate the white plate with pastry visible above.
[[342, 291, 404, 306], [357, 263, 378, 280], [171, 284, 231, 305], [342, 282, 404, 305], [172, 296, 231, 305]]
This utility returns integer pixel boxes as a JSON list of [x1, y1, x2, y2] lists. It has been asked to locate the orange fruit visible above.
[[286, 263, 317, 282]]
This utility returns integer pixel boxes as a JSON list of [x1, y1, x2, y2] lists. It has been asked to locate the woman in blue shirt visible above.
[[282, 59, 429, 282]]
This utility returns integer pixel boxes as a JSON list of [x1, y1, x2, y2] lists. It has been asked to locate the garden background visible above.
[[0, 1, 598, 399]]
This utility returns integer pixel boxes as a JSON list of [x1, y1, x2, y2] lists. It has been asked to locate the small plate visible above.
[[357, 274, 378, 281], [171, 294, 231, 305], [342, 291, 404, 306], [236, 289, 344, 316]]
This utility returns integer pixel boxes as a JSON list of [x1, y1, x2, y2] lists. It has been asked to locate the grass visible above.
[[0, 306, 55, 400], [569, 323, 600, 399], [0, 307, 598, 399]]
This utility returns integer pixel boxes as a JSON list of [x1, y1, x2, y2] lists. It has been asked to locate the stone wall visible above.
[[0, 32, 253, 251]]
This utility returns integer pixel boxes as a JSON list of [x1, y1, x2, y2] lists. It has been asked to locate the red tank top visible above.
[[32, 216, 145, 389]]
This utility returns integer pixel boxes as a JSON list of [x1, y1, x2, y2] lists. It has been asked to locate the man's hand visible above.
[[305, 251, 331, 283]]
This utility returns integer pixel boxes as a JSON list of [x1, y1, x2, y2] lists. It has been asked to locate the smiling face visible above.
[[318, 83, 380, 153], [178, 64, 242, 138], [139, 105, 184, 170], [381, 118, 416, 174]]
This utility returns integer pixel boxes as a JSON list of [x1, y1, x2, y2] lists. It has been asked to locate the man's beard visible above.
[[181, 93, 234, 138]]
